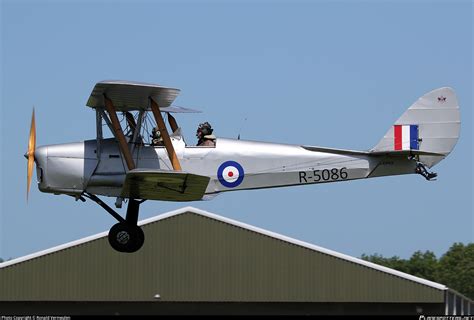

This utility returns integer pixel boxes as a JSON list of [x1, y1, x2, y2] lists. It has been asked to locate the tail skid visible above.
[[415, 162, 437, 181], [369, 150, 440, 181]]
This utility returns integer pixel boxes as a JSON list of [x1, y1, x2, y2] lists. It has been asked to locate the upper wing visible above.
[[120, 169, 210, 201], [160, 105, 201, 113], [86, 80, 181, 111]]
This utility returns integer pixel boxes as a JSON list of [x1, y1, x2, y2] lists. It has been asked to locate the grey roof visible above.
[[0, 206, 446, 291]]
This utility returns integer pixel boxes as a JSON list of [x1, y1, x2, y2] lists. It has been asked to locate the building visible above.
[[0, 207, 472, 315]]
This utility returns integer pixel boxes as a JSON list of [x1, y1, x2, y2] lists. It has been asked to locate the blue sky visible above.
[[1, 0, 472, 260]]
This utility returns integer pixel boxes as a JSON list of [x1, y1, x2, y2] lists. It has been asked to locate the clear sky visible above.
[[1, 0, 472, 261]]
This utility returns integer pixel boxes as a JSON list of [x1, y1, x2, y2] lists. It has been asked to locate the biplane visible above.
[[25, 81, 460, 252]]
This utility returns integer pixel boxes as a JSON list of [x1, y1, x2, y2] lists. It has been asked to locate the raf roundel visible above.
[[217, 161, 245, 188]]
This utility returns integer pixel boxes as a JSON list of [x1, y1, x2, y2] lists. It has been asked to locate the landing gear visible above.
[[416, 162, 437, 181], [108, 222, 145, 253], [83, 193, 146, 253]]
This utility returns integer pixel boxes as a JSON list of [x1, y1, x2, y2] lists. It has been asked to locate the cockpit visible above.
[[101, 109, 216, 149]]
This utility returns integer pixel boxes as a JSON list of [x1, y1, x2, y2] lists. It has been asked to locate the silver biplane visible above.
[[25, 81, 460, 252]]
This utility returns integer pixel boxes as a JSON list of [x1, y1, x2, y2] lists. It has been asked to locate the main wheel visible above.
[[108, 223, 145, 253]]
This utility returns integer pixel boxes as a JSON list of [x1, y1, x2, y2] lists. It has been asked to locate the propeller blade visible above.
[[27, 108, 36, 201]]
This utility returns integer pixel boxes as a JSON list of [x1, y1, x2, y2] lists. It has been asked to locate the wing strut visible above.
[[168, 113, 179, 133], [150, 98, 182, 171], [104, 96, 136, 170], [125, 112, 137, 135]]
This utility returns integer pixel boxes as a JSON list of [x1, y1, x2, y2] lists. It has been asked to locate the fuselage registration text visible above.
[[299, 167, 348, 183]]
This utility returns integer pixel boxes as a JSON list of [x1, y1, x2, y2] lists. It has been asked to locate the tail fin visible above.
[[371, 87, 460, 168]]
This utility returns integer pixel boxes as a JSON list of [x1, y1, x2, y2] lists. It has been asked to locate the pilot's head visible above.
[[196, 122, 213, 139], [152, 127, 162, 138]]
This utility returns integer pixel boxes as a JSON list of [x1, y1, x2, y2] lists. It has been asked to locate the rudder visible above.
[[371, 87, 460, 168]]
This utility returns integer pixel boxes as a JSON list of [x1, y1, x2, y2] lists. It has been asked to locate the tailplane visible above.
[[371, 87, 460, 168]]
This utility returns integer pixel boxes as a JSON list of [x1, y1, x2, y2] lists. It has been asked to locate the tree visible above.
[[361, 253, 409, 273], [407, 250, 438, 282], [436, 243, 474, 300], [361, 243, 474, 300]]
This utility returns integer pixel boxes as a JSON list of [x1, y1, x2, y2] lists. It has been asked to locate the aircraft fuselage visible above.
[[34, 135, 416, 200]]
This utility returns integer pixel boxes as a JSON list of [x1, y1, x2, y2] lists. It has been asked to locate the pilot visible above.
[[151, 127, 164, 146], [196, 122, 216, 147]]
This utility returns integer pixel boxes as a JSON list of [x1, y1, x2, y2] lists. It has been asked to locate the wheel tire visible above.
[[108, 223, 145, 253], [128, 225, 145, 253]]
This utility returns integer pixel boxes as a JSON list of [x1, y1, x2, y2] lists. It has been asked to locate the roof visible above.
[[0, 206, 447, 291], [86, 80, 180, 111]]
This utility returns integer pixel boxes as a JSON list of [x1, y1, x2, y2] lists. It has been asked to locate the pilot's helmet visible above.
[[197, 122, 213, 137], [152, 127, 162, 139]]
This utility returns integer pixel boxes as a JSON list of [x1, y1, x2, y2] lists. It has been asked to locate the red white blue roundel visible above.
[[217, 161, 244, 188]]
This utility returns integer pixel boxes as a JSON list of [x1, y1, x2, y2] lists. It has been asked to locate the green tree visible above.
[[436, 243, 474, 300], [407, 250, 438, 282], [361, 243, 474, 300], [361, 253, 409, 273]]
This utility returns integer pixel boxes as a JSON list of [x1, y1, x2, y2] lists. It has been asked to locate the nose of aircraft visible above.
[[24, 145, 48, 190], [33, 145, 48, 170], [24, 146, 47, 165]]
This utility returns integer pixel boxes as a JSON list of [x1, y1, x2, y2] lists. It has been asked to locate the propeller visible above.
[[26, 108, 36, 200]]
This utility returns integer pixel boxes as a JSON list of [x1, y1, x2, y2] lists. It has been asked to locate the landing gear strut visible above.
[[83, 193, 145, 253]]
